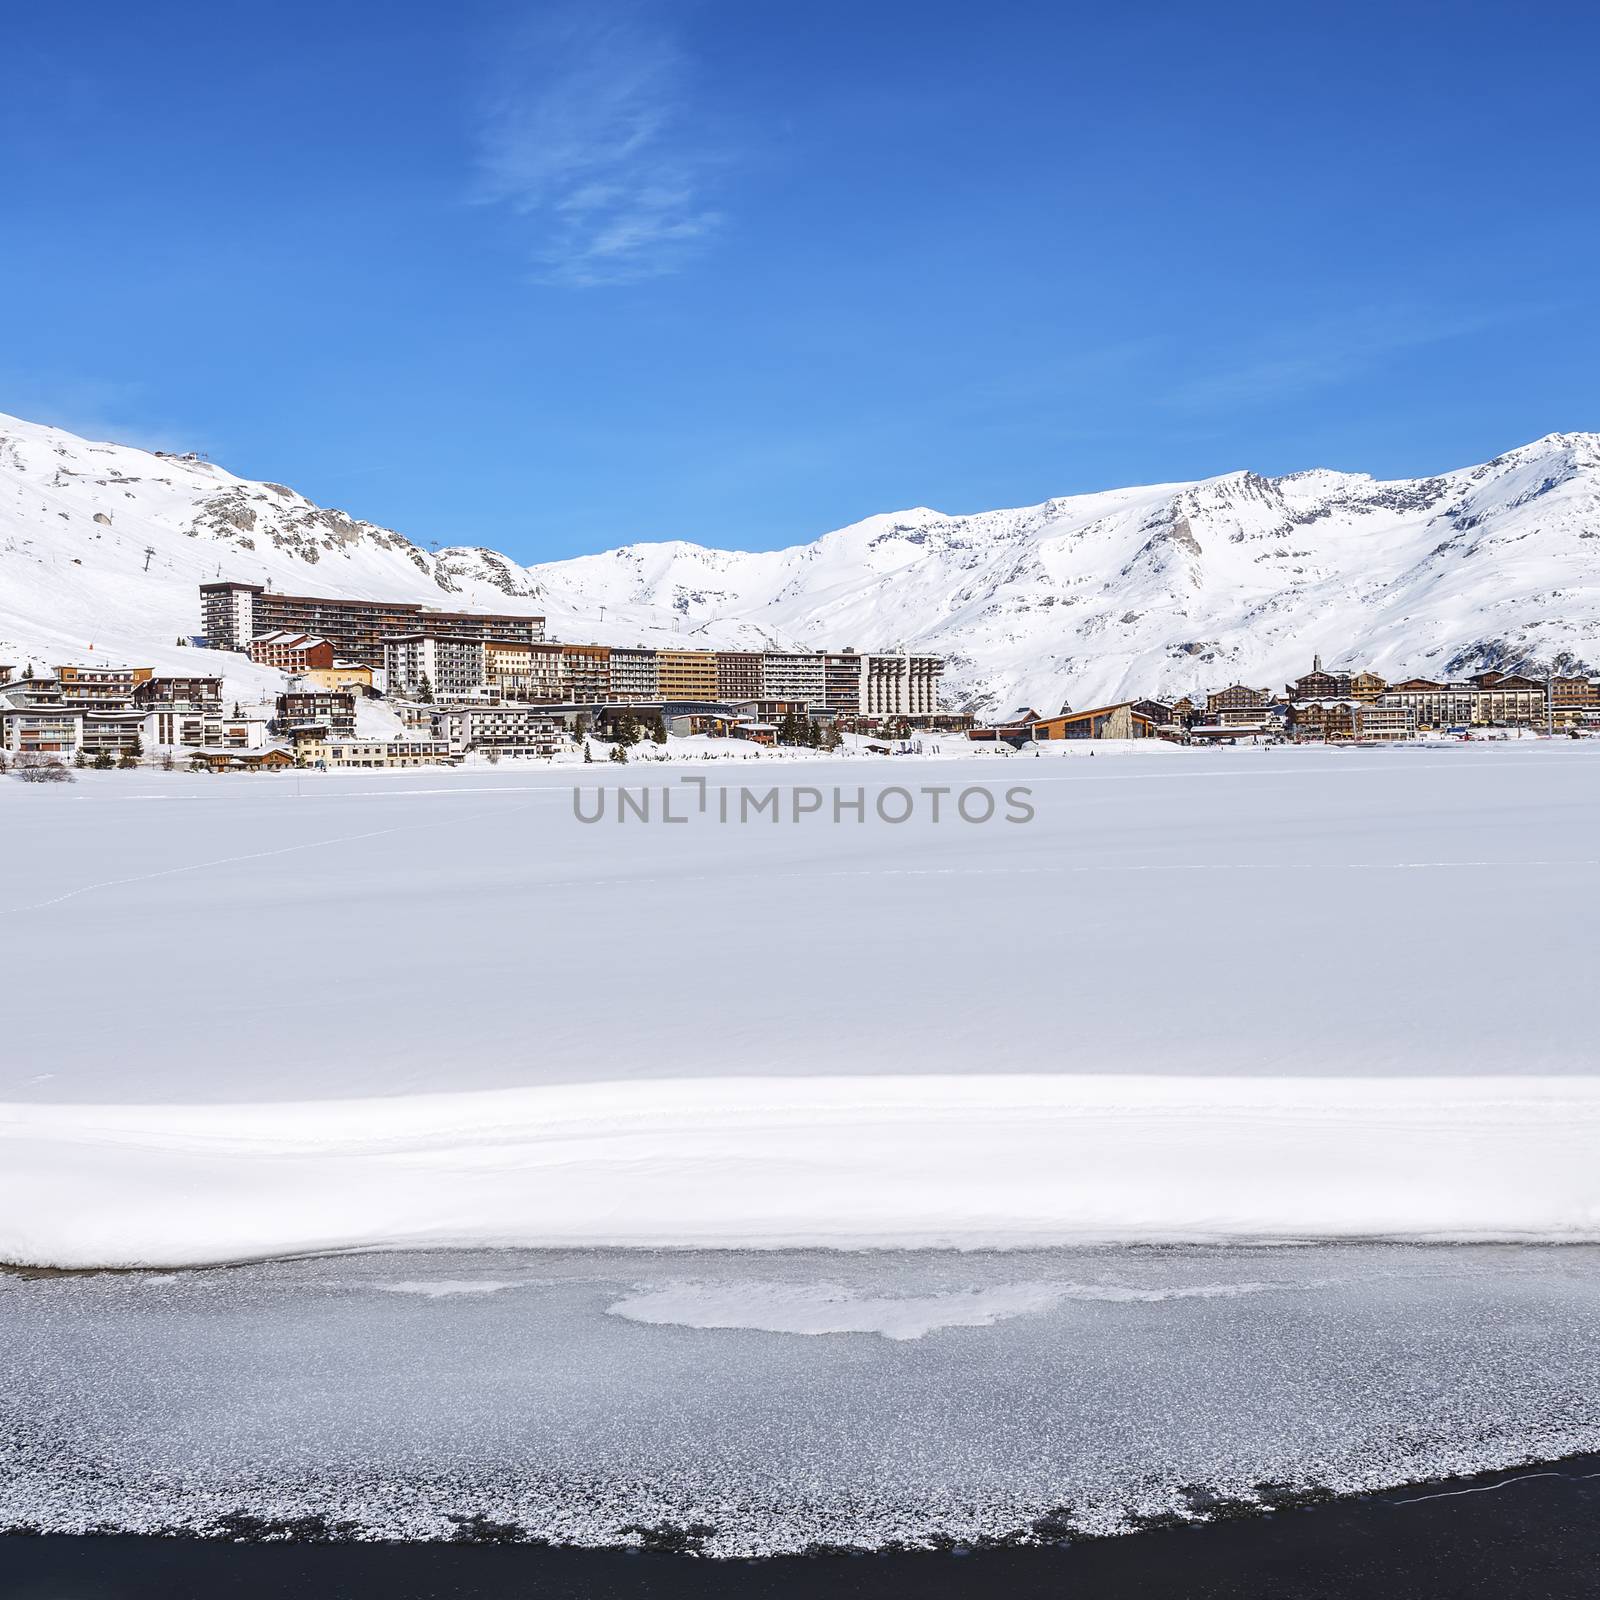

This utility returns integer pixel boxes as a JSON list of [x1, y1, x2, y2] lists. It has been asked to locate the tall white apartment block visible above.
[[199, 582, 257, 650], [608, 647, 661, 702], [759, 651, 825, 707], [859, 652, 944, 718], [383, 634, 487, 700]]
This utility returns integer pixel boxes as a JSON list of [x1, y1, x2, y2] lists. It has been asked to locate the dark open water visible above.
[[6, 1461, 1600, 1600]]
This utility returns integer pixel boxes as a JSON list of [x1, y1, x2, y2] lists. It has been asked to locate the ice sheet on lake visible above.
[[605, 1277, 1268, 1339], [377, 1279, 528, 1298], [606, 1279, 1064, 1339], [5, 1244, 1600, 1556]]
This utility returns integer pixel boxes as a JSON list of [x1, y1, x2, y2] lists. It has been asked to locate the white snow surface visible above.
[[2, 744, 1599, 1267], [4, 410, 1600, 712]]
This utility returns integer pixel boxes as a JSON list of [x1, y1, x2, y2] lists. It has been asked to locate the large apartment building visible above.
[[1551, 675, 1600, 728], [383, 635, 487, 700], [0, 696, 80, 755], [277, 689, 357, 735], [1460, 672, 1548, 725], [291, 662, 375, 695], [715, 651, 762, 702], [483, 640, 564, 701], [820, 651, 863, 714], [1206, 683, 1273, 716], [1379, 672, 1547, 729], [132, 675, 224, 710], [199, 581, 545, 667], [246, 632, 336, 672], [760, 652, 825, 707], [656, 649, 719, 701], [430, 703, 563, 757], [140, 707, 263, 752], [1552, 674, 1600, 710], [1286, 658, 1389, 702], [608, 647, 660, 702], [1287, 699, 1417, 742], [57, 664, 154, 703], [560, 644, 612, 702], [860, 652, 943, 718], [294, 735, 452, 769], [0, 670, 263, 756]]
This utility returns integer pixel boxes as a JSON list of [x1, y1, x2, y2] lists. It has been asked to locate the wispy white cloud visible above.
[[473, 7, 723, 287], [1163, 303, 1559, 413]]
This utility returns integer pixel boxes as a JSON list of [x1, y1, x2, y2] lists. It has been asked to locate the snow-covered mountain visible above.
[[3, 409, 1598, 713]]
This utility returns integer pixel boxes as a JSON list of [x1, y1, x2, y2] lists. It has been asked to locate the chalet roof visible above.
[[252, 631, 332, 651], [1031, 701, 1153, 725], [184, 748, 291, 764]]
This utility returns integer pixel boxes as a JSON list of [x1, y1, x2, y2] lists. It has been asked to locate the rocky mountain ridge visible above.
[[2, 410, 1597, 711]]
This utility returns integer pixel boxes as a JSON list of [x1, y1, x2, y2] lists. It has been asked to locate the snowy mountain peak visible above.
[[3, 409, 1598, 713]]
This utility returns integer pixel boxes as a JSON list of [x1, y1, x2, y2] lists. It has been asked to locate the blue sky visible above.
[[3, 0, 1597, 561]]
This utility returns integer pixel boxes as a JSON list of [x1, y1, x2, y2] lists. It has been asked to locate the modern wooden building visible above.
[[1025, 702, 1156, 740], [187, 748, 296, 772]]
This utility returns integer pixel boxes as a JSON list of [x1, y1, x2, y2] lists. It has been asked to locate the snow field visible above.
[[2, 743, 1598, 1266]]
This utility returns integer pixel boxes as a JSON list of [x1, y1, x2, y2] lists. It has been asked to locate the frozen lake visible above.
[[4, 743, 1599, 1103], [5, 1243, 1600, 1556], [2, 743, 1600, 1266]]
